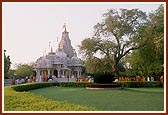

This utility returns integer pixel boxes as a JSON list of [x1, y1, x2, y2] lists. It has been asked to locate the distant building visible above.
[[35, 24, 84, 81]]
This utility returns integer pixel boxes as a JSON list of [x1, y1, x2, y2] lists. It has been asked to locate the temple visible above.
[[35, 24, 84, 82]]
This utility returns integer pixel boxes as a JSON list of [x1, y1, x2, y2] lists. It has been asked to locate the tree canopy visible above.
[[128, 5, 164, 77], [79, 8, 148, 77], [4, 50, 11, 79], [79, 5, 164, 78], [14, 63, 35, 79]]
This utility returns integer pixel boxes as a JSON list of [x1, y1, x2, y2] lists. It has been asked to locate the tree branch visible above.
[[122, 43, 146, 58]]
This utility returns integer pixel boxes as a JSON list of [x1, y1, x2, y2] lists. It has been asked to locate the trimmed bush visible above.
[[118, 81, 163, 88], [4, 85, 96, 111], [93, 71, 115, 84], [10, 82, 94, 92], [11, 81, 163, 92], [12, 82, 93, 92], [12, 82, 55, 92]]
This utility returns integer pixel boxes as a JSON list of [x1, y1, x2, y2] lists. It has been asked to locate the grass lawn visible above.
[[29, 87, 164, 111]]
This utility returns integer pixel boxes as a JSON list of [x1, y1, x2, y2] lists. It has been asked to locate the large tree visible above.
[[79, 8, 147, 77], [128, 5, 164, 77], [4, 50, 11, 79], [14, 63, 35, 79]]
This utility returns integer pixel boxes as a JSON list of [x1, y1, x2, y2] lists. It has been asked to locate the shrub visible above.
[[93, 71, 115, 84], [12, 82, 93, 92], [12, 82, 54, 92], [4, 86, 96, 111]]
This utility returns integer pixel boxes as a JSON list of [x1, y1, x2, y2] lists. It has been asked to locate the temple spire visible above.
[[58, 23, 74, 58], [73, 49, 77, 57], [49, 41, 51, 52], [51, 47, 53, 52], [62, 23, 67, 32]]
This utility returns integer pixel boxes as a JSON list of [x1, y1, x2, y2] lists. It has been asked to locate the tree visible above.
[[4, 50, 11, 79], [128, 5, 164, 77], [84, 57, 112, 74], [7, 69, 15, 78], [84, 56, 126, 76], [79, 8, 147, 78], [15, 63, 34, 79]]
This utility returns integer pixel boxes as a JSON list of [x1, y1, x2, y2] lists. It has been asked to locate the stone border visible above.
[[86, 87, 122, 90]]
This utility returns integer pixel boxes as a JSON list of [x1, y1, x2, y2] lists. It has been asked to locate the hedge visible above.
[[117, 81, 164, 88], [11, 81, 163, 92], [4, 85, 96, 111], [12, 82, 54, 92], [12, 82, 93, 92]]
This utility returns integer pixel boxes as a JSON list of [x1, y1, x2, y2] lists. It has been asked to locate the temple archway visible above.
[[32, 70, 36, 77], [54, 70, 58, 77]]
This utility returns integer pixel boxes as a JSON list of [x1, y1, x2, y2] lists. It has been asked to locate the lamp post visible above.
[[14, 73, 17, 80], [11, 73, 17, 85]]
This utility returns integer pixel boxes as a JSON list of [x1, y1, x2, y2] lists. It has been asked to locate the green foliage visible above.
[[15, 63, 34, 78], [12, 82, 54, 92], [6, 69, 15, 79], [79, 8, 147, 77], [84, 57, 112, 74], [118, 81, 163, 88], [79, 38, 100, 59], [128, 5, 164, 76], [12, 82, 93, 92], [94, 71, 115, 83], [4, 86, 96, 111], [4, 50, 11, 79]]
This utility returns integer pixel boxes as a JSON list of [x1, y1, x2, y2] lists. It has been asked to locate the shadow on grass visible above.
[[122, 87, 164, 94]]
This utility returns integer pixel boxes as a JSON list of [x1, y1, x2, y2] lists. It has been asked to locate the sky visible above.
[[2, 2, 162, 69]]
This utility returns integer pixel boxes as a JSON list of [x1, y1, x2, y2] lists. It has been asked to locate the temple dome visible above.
[[36, 57, 51, 68], [70, 51, 83, 66], [56, 49, 67, 59], [52, 55, 62, 64], [71, 57, 83, 65]]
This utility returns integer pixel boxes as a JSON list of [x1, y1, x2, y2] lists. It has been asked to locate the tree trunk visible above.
[[112, 63, 119, 79], [108, 57, 120, 79]]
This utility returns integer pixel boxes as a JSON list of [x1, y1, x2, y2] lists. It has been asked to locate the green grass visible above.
[[4, 86, 96, 111], [29, 87, 164, 111]]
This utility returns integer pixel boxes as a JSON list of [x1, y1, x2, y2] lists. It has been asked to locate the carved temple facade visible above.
[[34, 25, 84, 81]]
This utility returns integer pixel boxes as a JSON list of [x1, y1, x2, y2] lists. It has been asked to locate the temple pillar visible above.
[[77, 70, 79, 78], [62, 70, 65, 77], [36, 69, 40, 82], [61, 70, 63, 77], [57, 69, 60, 78], [41, 70, 43, 76], [51, 69, 53, 75], [36, 69, 40, 77], [47, 69, 50, 75], [65, 71, 67, 78], [79, 71, 81, 77]]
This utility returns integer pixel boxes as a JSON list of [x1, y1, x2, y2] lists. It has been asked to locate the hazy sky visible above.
[[2, 2, 162, 68]]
